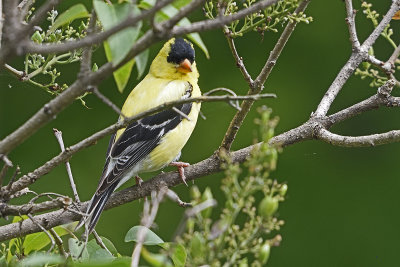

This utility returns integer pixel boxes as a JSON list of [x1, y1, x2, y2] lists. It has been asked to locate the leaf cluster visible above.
[[24, 7, 90, 97], [176, 107, 285, 267], [204, 0, 312, 38], [355, 1, 399, 88]]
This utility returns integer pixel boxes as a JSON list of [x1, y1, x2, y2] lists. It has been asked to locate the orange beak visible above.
[[177, 58, 192, 73]]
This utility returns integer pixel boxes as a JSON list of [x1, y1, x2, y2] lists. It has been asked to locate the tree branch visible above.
[[219, 0, 310, 151], [314, 0, 400, 117], [270, 80, 398, 147], [0, 143, 256, 242], [316, 128, 400, 147], [2, 93, 275, 196]]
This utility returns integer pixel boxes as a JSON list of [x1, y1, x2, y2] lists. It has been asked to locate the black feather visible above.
[[87, 182, 118, 233], [167, 38, 195, 65]]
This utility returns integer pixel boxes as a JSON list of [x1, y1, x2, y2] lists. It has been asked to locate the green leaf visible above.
[[104, 41, 135, 93], [72, 257, 132, 267], [18, 253, 64, 266], [50, 4, 89, 32], [141, 2, 209, 58], [31, 31, 43, 43], [172, 0, 192, 9], [189, 232, 205, 259], [94, 0, 142, 65], [186, 32, 209, 59], [124, 226, 164, 245], [141, 248, 172, 267], [99, 236, 118, 256], [23, 224, 70, 254], [7, 216, 28, 262], [69, 238, 89, 261], [135, 49, 149, 79], [86, 239, 114, 261], [159, 243, 187, 267], [138, 0, 155, 9]]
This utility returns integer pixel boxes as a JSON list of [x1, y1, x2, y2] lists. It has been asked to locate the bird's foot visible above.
[[170, 161, 190, 186], [135, 176, 143, 187]]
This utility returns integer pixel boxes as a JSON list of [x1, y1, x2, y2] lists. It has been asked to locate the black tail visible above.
[[76, 183, 118, 234]]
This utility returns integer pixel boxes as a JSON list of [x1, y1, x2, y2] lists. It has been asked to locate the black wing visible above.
[[96, 101, 193, 195]]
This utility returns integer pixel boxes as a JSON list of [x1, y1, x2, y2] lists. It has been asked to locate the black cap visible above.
[[167, 38, 195, 65]]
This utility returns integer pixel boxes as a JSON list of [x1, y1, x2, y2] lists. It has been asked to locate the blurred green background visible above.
[[1, 0, 400, 266]]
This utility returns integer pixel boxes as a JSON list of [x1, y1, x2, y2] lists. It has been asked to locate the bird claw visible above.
[[135, 176, 143, 187], [170, 161, 190, 186]]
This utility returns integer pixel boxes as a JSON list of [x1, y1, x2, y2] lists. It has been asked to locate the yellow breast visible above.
[[115, 73, 201, 171]]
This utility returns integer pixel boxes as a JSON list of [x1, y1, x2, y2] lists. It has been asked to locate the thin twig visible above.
[[220, 0, 310, 151], [0, 155, 13, 186], [366, 54, 393, 75], [0, 197, 66, 216], [224, 30, 253, 85], [49, 228, 68, 258], [53, 129, 80, 202], [5, 166, 20, 191], [93, 230, 113, 256], [0, 0, 3, 50], [79, 11, 96, 76], [166, 189, 192, 207], [9, 188, 35, 199], [27, 213, 55, 253], [204, 87, 241, 110], [29, 192, 68, 203], [131, 188, 166, 267], [344, 0, 360, 50], [90, 86, 123, 117], [161, 0, 205, 30], [4, 63, 25, 78], [388, 43, 400, 66], [17, 0, 35, 20], [172, 199, 217, 240], [172, 107, 191, 121]]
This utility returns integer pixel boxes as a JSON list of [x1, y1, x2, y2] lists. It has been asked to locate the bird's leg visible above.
[[135, 176, 143, 187], [170, 161, 190, 186]]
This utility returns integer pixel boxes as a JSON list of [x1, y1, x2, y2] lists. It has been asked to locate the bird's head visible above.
[[150, 38, 198, 80]]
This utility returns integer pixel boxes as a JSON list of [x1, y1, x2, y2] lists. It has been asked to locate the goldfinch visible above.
[[77, 38, 201, 234]]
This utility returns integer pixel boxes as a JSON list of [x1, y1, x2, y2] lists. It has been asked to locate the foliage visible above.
[[24, 7, 89, 98], [175, 106, 284, 267], [204, 0, 312, 37], [355, 1, 398, 88]]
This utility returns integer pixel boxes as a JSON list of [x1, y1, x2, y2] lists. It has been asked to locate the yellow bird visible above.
[[77, 38, 201, 234]]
